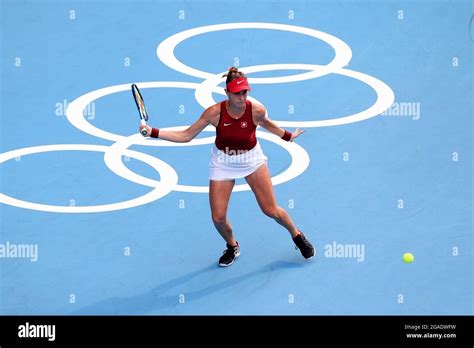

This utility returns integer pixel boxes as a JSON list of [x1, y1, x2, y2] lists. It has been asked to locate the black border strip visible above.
[[0, 315, 472, 346]]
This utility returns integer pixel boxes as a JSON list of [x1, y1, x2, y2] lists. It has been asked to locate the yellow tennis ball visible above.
[[403, 252, 414, 264]]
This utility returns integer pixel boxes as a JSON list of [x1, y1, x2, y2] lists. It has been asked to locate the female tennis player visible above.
[[140, 67, 314, 267]]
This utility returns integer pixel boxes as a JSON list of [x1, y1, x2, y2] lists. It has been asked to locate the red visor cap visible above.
[[226, 77, 251, 93]]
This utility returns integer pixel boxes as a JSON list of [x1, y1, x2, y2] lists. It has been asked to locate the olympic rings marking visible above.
[[103, 131, 310, 193], [194, 64, 395, 127], [2, 22, 395, 213], [0, 144, 178, 213], [157, 22, 352, 83]]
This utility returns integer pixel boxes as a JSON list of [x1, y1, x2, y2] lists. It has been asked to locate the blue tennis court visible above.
[[1, 0, 472, 316]]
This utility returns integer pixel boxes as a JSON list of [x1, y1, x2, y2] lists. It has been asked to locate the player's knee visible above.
[[262, 206, 279, 219], [211, 213, 226, 226]]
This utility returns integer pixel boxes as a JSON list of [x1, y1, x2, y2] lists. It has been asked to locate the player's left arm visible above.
[[252, 103, 304, 141]]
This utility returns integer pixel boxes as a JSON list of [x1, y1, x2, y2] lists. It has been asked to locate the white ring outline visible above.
[[66, 82, 218, 145], [157, 22, 352, 82], [103, 132, 310, 193], [0, 144, 178, 213]]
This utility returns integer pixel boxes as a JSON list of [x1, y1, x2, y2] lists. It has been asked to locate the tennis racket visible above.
[[131, 83, 149, 136]]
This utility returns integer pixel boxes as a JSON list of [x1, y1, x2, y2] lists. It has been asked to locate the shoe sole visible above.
[[303, 250, 316, 260], [218, 251, 240, 267]]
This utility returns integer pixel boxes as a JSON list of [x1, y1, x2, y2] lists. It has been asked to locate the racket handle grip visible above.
[[140, 120, 148, 136]]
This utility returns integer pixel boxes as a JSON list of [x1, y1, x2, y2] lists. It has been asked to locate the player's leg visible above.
[[245, 163, 315, 258], [209, 179, 236, 244], [209, 179, 240, 266], [245, 163, 299, 237]]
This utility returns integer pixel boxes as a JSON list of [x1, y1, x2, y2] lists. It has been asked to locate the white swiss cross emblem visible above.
[[241, 121, 248, 128]]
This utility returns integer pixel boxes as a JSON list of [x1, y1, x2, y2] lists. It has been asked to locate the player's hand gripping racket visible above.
[[131, 83, 149, 136]]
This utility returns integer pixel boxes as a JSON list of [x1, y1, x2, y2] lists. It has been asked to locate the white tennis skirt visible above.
[[209, 142, 268, 181]]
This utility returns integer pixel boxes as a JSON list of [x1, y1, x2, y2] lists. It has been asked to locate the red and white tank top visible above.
[[215, 100, 257, 153]]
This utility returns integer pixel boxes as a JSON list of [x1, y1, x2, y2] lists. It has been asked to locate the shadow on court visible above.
[[72, 260, 304, 314]]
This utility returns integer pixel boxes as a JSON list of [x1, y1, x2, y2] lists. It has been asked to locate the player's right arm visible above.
[[140, 104, 220, 142]]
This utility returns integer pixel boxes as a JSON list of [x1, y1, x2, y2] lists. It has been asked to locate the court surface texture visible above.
[[1, 0, 472, 315]]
